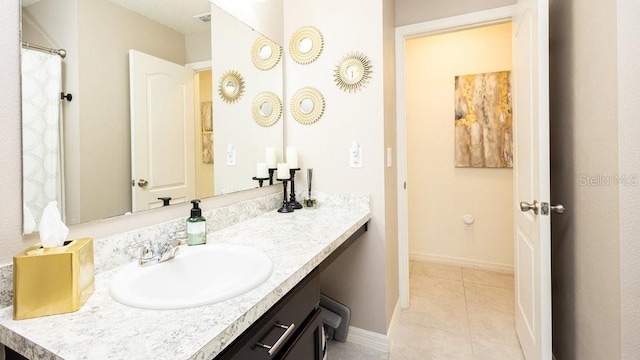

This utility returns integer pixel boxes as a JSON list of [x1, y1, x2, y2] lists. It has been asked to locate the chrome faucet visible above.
[[136, 235, 184, 267]]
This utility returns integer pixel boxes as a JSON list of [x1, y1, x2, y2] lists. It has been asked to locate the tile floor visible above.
[[327, 261, 524, 360]]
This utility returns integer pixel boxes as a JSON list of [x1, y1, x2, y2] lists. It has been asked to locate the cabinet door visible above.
[[280, 307, 323, 360]]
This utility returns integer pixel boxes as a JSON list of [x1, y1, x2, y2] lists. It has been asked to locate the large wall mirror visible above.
[[20, 0, 284, 234]]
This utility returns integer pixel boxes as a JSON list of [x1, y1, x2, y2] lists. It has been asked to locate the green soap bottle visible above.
[[187, 200, 206, 246]]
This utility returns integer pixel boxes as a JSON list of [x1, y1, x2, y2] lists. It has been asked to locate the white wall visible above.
[[618, 1, 640, 357], [210, 0, 284, 45], [405, 23, 514, 270], [283, 0, 396, 335], [395, 0, 516, 26]]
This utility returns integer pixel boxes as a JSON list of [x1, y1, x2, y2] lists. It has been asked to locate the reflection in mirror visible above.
[[345, 65, 360, 80], [225, 81, 237, 93], [300, 98, 314, 114], [260, 102, 274, 117], [298, 37, 313, 54], [20, 0, 284, 233], [211, 5, 284, 195], [258, 45, 273, 60]]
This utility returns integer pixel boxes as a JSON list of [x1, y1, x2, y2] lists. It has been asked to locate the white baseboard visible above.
[[410, 252, 514, 273], [345, 299, 401, 353]]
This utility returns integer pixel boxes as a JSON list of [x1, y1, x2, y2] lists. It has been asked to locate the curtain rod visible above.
[[21, 42, 66, 58]]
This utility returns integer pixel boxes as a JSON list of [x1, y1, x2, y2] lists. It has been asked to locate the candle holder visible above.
[[277, 179, 294, 213], [288, 168, 303, 210], [252, 176, 269, 187], [268, 168, 276, 185]]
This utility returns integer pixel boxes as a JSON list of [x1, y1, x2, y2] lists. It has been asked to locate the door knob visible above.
[[520, 200, 539, 215], [137, 179, 149, 188], [541, 202, 565, 215]]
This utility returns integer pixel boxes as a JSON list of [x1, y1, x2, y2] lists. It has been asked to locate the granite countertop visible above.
[[0, 196, 370, 360]]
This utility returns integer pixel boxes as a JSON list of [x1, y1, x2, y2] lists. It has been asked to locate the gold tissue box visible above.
[[13, 238, 95, 320]]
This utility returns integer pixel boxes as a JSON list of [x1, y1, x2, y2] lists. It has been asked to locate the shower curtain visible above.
[[21, 48, 64, 234]]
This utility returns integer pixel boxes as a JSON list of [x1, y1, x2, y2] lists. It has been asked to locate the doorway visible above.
[[404, 22, 514, 272], [396, 6, 517, 310]]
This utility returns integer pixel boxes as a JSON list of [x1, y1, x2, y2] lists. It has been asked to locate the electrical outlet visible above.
[[350, 141, 363, 168], [226, 144, 236, 166]]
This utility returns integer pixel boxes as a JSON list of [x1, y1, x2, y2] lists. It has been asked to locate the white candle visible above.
[[276, 163, 290, 180], [286, 146, 299, 169], [256, 163, 268, 178], [265, 147, 277, 168]]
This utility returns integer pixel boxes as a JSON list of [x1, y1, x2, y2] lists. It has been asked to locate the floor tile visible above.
[[390, 322, 473, 360], [410, 275, 465, 302], [412, 262, 462, 281], [400, 295, 469, 335], [472, 339, 524, 360], [328, 340, 388, 360], [464, 283, 514, 314], [467, 306, 519, 347], [462, 268, 515, 289]]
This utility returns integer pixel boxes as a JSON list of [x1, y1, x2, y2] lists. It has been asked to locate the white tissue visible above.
[[39, 201, 69, 248]]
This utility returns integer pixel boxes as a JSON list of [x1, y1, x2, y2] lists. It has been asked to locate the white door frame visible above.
[[395, 6, 516, 309]]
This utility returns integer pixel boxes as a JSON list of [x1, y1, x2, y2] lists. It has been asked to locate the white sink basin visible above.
[[110, 243, 273, 310]]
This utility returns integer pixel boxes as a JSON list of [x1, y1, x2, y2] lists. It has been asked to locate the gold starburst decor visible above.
[[218, 70, 245, 104], [289, 26, 324, 65], [334, 52, 372, 92], [251, 36, 282, 71], [290, 87, 325, 125], [252, 92, 283, 127]]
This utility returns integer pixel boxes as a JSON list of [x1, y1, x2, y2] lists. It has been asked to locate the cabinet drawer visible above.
[[215, 268, 320, 360]]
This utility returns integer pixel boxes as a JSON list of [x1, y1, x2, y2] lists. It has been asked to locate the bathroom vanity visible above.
[[0, 193, 370, 359]]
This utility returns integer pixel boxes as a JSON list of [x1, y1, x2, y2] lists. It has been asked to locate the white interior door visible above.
[[130, 50, 196, 212], [512, 0, 552, 358]]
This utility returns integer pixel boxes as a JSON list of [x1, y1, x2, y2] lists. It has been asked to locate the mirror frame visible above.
[[252, 91, 283, 127], [218, 70, 245, 104], [290, 87, 325, 125], [251, 36, 282, 71], [289, 26, 324, 65]]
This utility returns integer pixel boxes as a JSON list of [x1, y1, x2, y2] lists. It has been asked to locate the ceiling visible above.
[[21, 0, 211, 35], [109, 0, 211, 34]]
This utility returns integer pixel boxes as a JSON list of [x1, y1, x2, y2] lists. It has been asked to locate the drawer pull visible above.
[[256, 322, 296, 356]]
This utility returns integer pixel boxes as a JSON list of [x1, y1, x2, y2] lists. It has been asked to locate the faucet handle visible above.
[[169, 231, 187, 246], [130, 241, 154, 259]]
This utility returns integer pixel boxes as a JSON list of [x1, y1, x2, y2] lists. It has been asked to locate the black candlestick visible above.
[[277, 179, 294, 213], [288, 168, 303, 210], [252, 176, 269, 187], [268, 168, 276, 185]]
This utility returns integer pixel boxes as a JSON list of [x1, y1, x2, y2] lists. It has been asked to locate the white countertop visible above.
[[0, 196, 370, 359]]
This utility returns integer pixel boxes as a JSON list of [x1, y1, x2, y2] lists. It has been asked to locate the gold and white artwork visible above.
[[454, 71, 512, 168]]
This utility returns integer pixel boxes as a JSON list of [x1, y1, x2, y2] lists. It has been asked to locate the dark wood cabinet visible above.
[[215, 268, 322, 360]]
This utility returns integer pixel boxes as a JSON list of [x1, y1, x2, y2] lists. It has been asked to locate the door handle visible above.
[[137, 179, 149, 188], [541, 202, 565, 215], [519, 200, 539, 215]]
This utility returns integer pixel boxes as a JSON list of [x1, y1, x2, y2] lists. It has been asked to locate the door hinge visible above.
[[403, 181, 407, 190]]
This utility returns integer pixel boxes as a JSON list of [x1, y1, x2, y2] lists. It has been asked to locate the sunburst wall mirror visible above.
[[289, 26, 324, 65], [290, 87, 325, 125], [218, 70, 245, 104], [334, 52, 372, 92], [252, 92, 283, 127], [252, 36, 282, 71]]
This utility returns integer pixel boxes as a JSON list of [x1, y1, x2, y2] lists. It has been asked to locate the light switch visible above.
[[386, 147, 392, 167], [226, 144, 236, 166]]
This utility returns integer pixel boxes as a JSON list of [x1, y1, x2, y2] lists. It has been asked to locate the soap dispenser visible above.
[[186, 200, 206, 246]]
